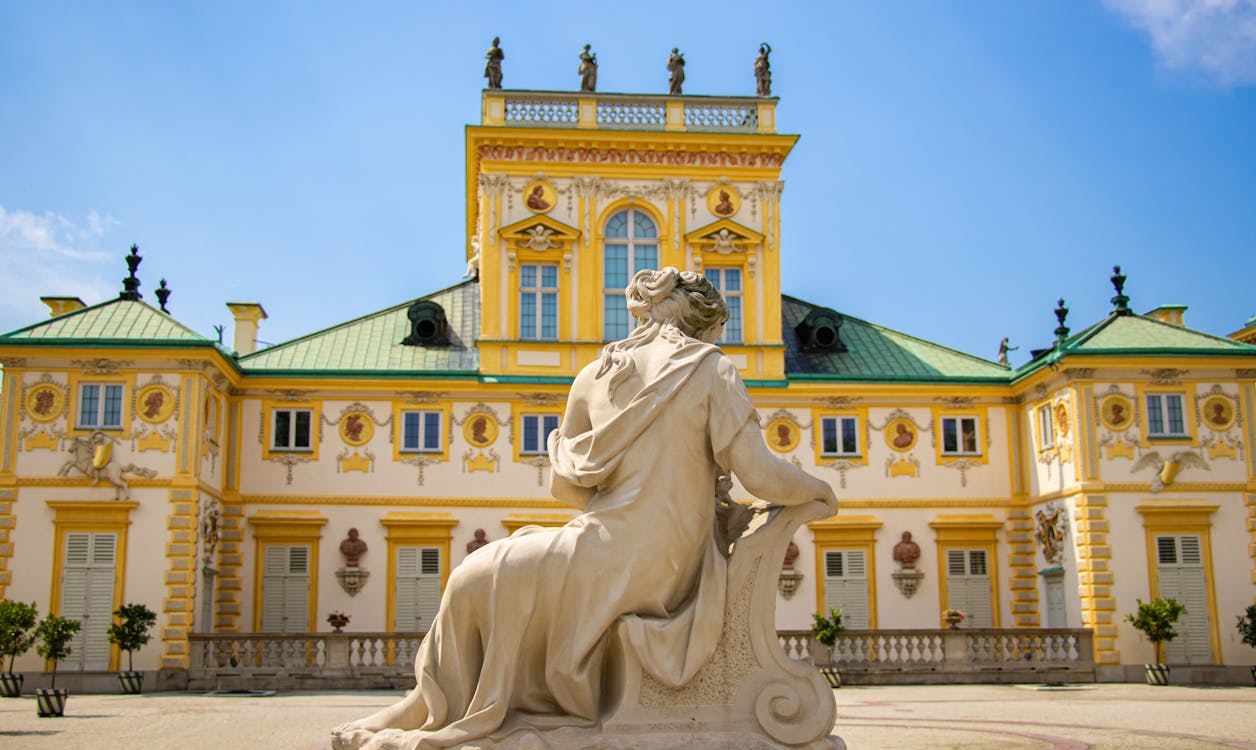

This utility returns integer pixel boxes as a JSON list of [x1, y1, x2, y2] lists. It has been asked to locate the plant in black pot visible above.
[[1125, 597, 1184, 685], [810, 606, 844, 688], [107, 603, 156, 695], [1236, 604, 1256, 686], [33, 613, 80, 717], [0, 600, 39, 697]]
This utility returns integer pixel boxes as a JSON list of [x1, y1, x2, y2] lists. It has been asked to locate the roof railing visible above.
[[482, 90, 777, 134]]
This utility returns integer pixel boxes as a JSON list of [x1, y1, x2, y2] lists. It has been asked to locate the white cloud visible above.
[[1106, 0, 1256, 85], [0, 205, 120, 331]]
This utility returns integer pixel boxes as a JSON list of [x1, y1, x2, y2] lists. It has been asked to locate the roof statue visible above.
[[755, 43, 772, 96], [331, 268, 843, 749], [484, 36, 504, 90], [578, 44, 597, 92], [667, 47, 685, 95]]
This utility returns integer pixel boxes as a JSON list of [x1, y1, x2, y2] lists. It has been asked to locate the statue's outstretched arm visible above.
[[726, 420, 837, 513]]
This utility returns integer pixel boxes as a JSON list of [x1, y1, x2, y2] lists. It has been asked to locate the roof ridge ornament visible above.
[[155, 279, 171, 313], [119, 244, 143, 301], [1110, 264, 1131, 316], [1054, 298, 1070, 349]]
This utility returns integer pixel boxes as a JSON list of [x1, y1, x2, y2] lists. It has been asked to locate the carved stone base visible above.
[[891, 570, 924, 599], [335, 567, 370, 597]]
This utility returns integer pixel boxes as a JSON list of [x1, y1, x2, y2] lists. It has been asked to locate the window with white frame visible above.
[[77, 383, 124, 429], [1145, 393, 1187, 437], [820, 416, 860, 457], [941, 416, 980, 455], [520, 263, 559, 340], [703, 267, 742, 344], [401, 410, 442, 453], [1037, 406, 1055, 449], [603, 209, 658, 341], [520, 414, 560, 455], [271, 408, 313, 451]]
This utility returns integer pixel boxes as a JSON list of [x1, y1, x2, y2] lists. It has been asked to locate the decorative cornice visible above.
[[1141, 368, 1189, 385], [477, 145, 785, 168], [237, 494, 568, 508], [72, 358, 133, 375]]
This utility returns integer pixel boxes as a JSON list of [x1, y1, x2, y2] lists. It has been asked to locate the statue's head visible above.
[[348, 528, 359, 539], [626, 267, 728, 341]]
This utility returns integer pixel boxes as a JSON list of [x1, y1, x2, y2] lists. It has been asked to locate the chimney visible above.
[[40, 296, 87, 317], [1145, 305, 1187, 327], [226, 302, 268, 355]]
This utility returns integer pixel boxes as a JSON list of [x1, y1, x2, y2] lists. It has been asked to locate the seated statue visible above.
[[332, 268, 844, 749]]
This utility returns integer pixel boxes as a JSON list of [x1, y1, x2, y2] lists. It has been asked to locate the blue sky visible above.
[[1, 1, 1253, 365]]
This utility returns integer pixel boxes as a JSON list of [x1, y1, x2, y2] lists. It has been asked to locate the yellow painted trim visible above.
[[930, 405, 990, 466], [929, 514, 1003, 628], [390, 400, 453, 463], [1135, 501, 1221, 664], [1133, 384, 1198, 448], [807, 516, 882, 627], [1, 371, 20, 476], [379, 512, 458, 631], [66, 371, 138, 439], [259, 398, 322, 461], [247, 511, 326, 632], [46, 500, 138, 672], [500, 513, 575, 535], [810, 405, 871, 466], [683, 217, 766, 247], [510, 403, 564, 463]]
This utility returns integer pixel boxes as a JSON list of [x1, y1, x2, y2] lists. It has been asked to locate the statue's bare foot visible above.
[[332, 700, 419, 737]]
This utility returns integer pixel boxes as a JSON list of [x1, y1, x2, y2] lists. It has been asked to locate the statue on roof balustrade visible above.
[[484, 37, 504, 90], [755, 43, 772, 96], [667, 48, 685, 95], [578, 44, 597, 92]]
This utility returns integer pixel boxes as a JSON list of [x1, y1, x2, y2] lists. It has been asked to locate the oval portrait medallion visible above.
[[1098, 394, 1134, 432], [24, 383, 66, 422], [463, 413, 499, 448], [706, 184, 741, 218], [136, 384, 176, 424], [1201, 395, 1235, 431], [764, 417, 800, 453], [339, 411, 375, 447], [1055, 403, 1070, 437], [884, 418, 918, 452]]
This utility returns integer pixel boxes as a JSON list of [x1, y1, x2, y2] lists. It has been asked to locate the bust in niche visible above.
[[340, 528, 368, 568], [892, 531, 920, 570]]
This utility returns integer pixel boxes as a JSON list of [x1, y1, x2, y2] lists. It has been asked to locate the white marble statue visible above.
[[332, 268, 843, 750]]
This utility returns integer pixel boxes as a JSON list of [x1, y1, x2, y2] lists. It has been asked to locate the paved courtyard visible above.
[[1, 684, 1254, 749]]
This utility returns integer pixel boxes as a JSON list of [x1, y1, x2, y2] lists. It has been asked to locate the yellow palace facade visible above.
[[2, 88, 1255, 688]]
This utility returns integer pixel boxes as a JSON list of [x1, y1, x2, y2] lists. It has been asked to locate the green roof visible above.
[[0, 298, 213, 345], [1070, 313, 1253, 353], [239, 281, 479, 374], [781, 295, 1011, 381]]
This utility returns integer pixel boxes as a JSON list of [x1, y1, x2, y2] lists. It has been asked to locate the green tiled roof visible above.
[[782, 295, 1011, 381], [239, 281, 479, 374], [0, 299, 213, 344], [1068, 314, 1253, 353]]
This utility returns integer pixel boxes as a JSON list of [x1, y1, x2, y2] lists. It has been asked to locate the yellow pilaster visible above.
[[1006, 507, 1040, 626], [1247, 494, 1256, 588], [1073, 493, 1119, 664], [0, 487, 14, 599], [159, 485, 200, 669]]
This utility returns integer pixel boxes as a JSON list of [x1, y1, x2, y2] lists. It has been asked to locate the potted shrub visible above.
[[1125, 597, 1184, 685], [1236, 604, 1256, 685], [0, 600, 39, 697], [33, 613, 80, 716], [107, 603, 156, 694], [327, 610, 351, 633], [942, 608, 967, 630], [810, 607, 844, 688]]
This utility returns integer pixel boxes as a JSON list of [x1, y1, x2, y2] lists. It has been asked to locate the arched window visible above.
[[602, 209, 658, 341]]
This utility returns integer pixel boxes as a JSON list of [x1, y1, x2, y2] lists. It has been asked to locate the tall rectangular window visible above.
[[1037, 406, 1055, 449], [59, 532, 117, 671], [703, 267, 742, 344], [401, 410, 442, 453], [521, 414, 560, 455], [945, 549, 992, 628], [77, 384, 124, 429], [820, 416, 860, 457], [272, 409, 313, 451], [1146, 394, 1186, 437], [395, 546, 442, 633], [520, 263, 559, 340], [941, 416, 980, 455], [823, 549, 870, 629], [261, 544, 310, 633], [1156, 534, 1213, 664]]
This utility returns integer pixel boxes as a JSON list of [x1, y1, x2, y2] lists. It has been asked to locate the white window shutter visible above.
[[59, 532, 116, 671], [946, 548, 992, 628], [261, 545, 310, 633], [395, 546, 441, 633], [823, 550, 869, 630], [1157, 535, 1212, 665]]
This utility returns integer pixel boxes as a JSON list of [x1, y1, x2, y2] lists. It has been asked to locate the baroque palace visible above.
[[2, 82, 1255, 688]]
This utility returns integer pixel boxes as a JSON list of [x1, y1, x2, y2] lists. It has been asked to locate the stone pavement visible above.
[[1, 684, 1254, 749]]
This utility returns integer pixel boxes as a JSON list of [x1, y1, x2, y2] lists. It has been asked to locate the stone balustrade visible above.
[[481, 90, 776, 134], [188, 627, 1094, 691]]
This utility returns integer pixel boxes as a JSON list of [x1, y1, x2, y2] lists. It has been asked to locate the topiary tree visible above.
[[1236, 604, 1256, 650], [0, 600, 39, 675], [1126, 597, 1185, 663], [34, 615, 81, 690], [106, 603, 156, 673]]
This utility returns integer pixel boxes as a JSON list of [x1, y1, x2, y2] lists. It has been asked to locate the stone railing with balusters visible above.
[[482, 91, 777, 134], [777, 628, 1095, 685], [189, 627, 1093, 690], [188, 632, 424, 691]]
